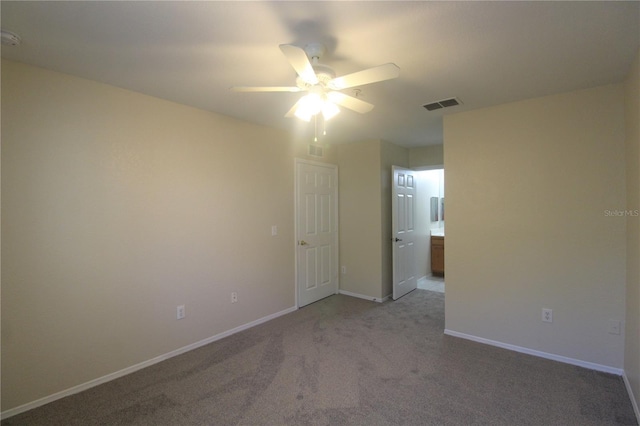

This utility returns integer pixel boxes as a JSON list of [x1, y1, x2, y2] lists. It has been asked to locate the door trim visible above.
[[294, 158, 339, 308]]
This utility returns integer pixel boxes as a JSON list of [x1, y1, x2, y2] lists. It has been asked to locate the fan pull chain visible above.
[[314, 114, 318, 142]]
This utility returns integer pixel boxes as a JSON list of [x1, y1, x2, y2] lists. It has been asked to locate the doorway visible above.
[[415, 168, 445, 294]]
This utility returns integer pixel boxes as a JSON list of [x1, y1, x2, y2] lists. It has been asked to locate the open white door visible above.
[[392, 166, 417, 300], [295, 159, 339, 307]]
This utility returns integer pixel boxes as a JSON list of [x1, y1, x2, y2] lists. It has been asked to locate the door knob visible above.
[[394, 238, 403, 242], [299, 240, 308, 246]]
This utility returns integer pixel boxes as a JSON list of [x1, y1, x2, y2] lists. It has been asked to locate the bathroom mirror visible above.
[[430, 197, 438, 222]]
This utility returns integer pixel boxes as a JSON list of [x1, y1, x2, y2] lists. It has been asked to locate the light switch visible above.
[[271, 225, 277, 236]]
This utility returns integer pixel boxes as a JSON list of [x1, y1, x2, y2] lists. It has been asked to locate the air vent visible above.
[[423, 97, 462, 111], [308, 144, 324, 158]]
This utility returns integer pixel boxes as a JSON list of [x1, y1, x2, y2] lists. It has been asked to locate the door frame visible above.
[[294, 158, 339, 308]]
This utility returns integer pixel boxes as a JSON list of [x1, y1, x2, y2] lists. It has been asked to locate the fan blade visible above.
[[328, 63, 400, 90], [284, 100, 301, 118], [231, 86, 301, 92], [279, 44, 318, 85], [327, 91, 374, 114]]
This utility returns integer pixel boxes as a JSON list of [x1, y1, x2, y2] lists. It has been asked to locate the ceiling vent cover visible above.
[[423, 97, 462, 111], [308, 144, 324, 158]]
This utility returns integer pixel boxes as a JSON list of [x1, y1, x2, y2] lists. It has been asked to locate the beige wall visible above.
[[1, 60, 297, 410], [624, 49, 640, 415], [337, 140, 383, 298], [337, 139, 409, 300], [444, 84, 627, 368], [409, 144, 443, 169]]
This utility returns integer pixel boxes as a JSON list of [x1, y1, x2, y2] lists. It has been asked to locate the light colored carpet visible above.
[[3, 290, 637, 425]]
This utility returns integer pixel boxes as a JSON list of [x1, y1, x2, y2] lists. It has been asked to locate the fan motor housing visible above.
[[304, 43, 326, 60], [313, 64, 336, 83], [296, 64, 336, 89]]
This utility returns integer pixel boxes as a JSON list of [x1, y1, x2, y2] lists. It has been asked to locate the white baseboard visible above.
[[444, 329, 624, 376], [623, 371, 640, 424], [338, 289, 389, 303], [1, 305, 298, 420]]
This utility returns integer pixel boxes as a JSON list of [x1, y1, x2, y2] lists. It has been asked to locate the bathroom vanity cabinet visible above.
[[431, 236, 444, 276]]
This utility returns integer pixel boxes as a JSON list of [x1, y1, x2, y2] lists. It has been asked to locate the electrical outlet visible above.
[[341, 266, 347, 275], [608, 320, 621, 335], [231, 292, 238, 303], [177, 305, 186, 320], [542, 308, 553, 323]]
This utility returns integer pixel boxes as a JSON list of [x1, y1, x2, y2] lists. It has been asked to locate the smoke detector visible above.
[[1, 30, 21, 47]]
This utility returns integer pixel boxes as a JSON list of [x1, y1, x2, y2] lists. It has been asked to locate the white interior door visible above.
[[392, 166, 417, 300], [296, 159, 338, 307]]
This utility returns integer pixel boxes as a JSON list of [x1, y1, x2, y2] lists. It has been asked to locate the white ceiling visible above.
[[1, 1, 638, 148]]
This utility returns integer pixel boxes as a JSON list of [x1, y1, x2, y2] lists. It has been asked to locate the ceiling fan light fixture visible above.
[[322, 102, 340, 121], [295, 93, 323, 121], [294, 93, 340, 122], [233, 43, 399, 126], [294, 109, 313, 122]]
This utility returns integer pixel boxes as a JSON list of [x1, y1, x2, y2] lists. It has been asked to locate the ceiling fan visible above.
[[231, 43, 400, 122]]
